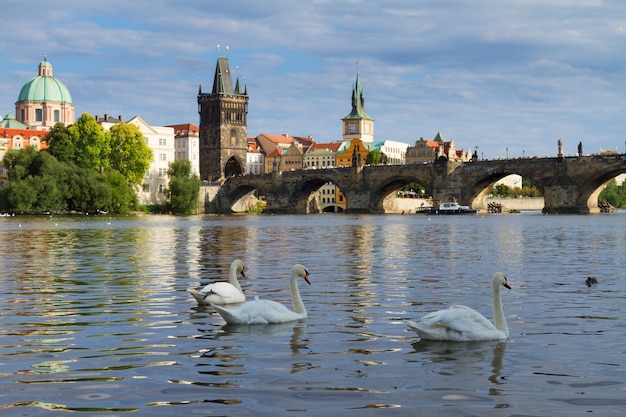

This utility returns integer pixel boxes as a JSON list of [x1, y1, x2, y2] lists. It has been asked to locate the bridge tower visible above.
[[197, 48, 249, 181], [341, 69, 374, 144]]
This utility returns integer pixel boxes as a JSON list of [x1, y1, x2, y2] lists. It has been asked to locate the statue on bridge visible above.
[[558, 138, 563, 158]]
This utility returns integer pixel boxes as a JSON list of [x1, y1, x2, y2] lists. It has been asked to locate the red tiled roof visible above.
[[166, 123, 199, 134], [308, 142, 342, 152], [259, 133, 296, 144]]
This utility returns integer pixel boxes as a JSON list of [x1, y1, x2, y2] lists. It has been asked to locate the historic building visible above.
[[168, 123, 200, 177], [341, 70, 374, 143], [405, 132, 472, 164], [197, 52, 249, 181], [246, 137, 264, 175], [304, 142, 342, 169], [15, 56, 75, 130], [97, 115, 175, 206]]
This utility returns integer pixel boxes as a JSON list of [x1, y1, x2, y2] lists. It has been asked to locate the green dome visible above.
[[16, 59, 73, 104]]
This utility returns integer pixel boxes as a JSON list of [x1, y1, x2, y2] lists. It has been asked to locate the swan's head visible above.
[[233, 259, 247, 278], [293, 264, 311, 285], [493, 272, 511, 290]]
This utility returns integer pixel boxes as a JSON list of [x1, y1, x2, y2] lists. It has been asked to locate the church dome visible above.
[[16, 58, 73, 104]]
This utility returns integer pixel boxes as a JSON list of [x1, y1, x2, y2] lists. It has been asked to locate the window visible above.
[[159, 153, 167, 161], [142, 183, 150, 192], [159, 138, 167, 146], [54, 110, 60, 122], [158, 168, 167, 177], [35, 109, 43, 122]]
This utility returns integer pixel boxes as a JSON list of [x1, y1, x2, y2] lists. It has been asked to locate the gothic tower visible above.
[[341, 69, 374, 143], [198, 51, 248, 181]]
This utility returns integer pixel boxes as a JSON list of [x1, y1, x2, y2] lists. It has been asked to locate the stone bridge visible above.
[[208, 154, 626, 214]]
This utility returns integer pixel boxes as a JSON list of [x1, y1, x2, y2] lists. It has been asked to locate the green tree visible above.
[[65, 165, 110, 213], [366, 149, 388, 165], [103, 168, 137, 213], [45, 122, 75, 163], [599, 179, 626, 208], [3, 147, 39, 181], [6, 179, 38, 212], [401, 182, 425, 195], [68, 113, 109, 171], [2, 145, 138, 214], [108, 122, 153, 187], [166, 159, 200, 214]]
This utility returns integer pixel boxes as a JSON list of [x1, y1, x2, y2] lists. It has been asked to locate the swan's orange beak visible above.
[[304, 273, 311, 285]]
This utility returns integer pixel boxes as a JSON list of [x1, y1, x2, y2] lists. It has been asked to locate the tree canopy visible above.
[[366, 149, 388, 165], [1, 113, 153, 214], [166, 159, 200, 214], [109, 122, 153, 187], [68, 113, 110, 171]]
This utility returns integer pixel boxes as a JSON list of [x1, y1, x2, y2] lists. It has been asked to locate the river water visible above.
[[1, 212, 625, 416]]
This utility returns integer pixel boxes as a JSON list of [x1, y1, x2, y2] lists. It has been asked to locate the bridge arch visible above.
[[464, 168, 544, 211], [578, 166, 626, 213], [369, 175, 432, 213], [288, 173, 350, 214]]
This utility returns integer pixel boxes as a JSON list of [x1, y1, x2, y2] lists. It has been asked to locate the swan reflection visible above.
[[197, 321, 309, 377], [411, 339, 507, 382]]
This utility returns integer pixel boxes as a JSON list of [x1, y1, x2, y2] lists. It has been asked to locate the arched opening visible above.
[[224, 156, 243, 177], [317, 181, 346, 213], [229, 185, 264, 213], [470, 173, 544, 213], [374, 177, 432, 213]]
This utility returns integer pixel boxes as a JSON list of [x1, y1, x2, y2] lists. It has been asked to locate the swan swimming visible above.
[[189, 259, 247, 306], [211, 264, 310, 324], [407, 272, 511, 342]]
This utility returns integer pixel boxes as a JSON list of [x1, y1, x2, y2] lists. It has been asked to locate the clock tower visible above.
[[341, 70, 374, 143], [198, 49, 249, 181]]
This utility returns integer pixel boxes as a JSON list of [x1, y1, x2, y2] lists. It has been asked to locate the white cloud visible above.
[[1, 0, 625, 159]]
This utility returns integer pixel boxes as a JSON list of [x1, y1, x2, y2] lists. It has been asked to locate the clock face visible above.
[[349, 125, 356, 133], [364, 125, 369, 133]]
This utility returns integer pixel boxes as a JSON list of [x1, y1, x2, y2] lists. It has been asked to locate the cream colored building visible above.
[[98, 115, 175, 206], [168, 123, 200, 177]]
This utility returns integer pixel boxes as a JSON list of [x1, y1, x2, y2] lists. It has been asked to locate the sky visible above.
[[1, 0, 625, 160]]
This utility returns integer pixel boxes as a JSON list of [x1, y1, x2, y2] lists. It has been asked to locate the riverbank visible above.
[[391, 196, 544, 213]]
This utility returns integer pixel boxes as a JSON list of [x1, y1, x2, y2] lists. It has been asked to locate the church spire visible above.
[[341, 65, 374, 143], [345, 66, 370, 119]]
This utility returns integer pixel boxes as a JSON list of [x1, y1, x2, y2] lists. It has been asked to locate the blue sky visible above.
[[1, 0, 625, 159]]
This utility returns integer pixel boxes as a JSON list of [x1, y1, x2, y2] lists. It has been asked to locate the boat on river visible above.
[[425, 201, 477, 215]]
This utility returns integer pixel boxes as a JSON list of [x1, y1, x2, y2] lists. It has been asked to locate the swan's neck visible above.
[[290, 273, 306, 315], [228, 265, 243, 293], [492, 285, 508, 337]]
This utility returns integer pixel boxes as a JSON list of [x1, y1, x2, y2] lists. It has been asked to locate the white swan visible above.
[[211, 264, 310, 324], [189, 259, 247, 306], [407, 272, 511, 341]]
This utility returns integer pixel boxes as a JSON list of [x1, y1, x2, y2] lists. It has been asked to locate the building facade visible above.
[[246, 137, 264, 175], [197, 54, 248, 181], [98, 115, 175, 206], [168, 123, 200, 176]]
